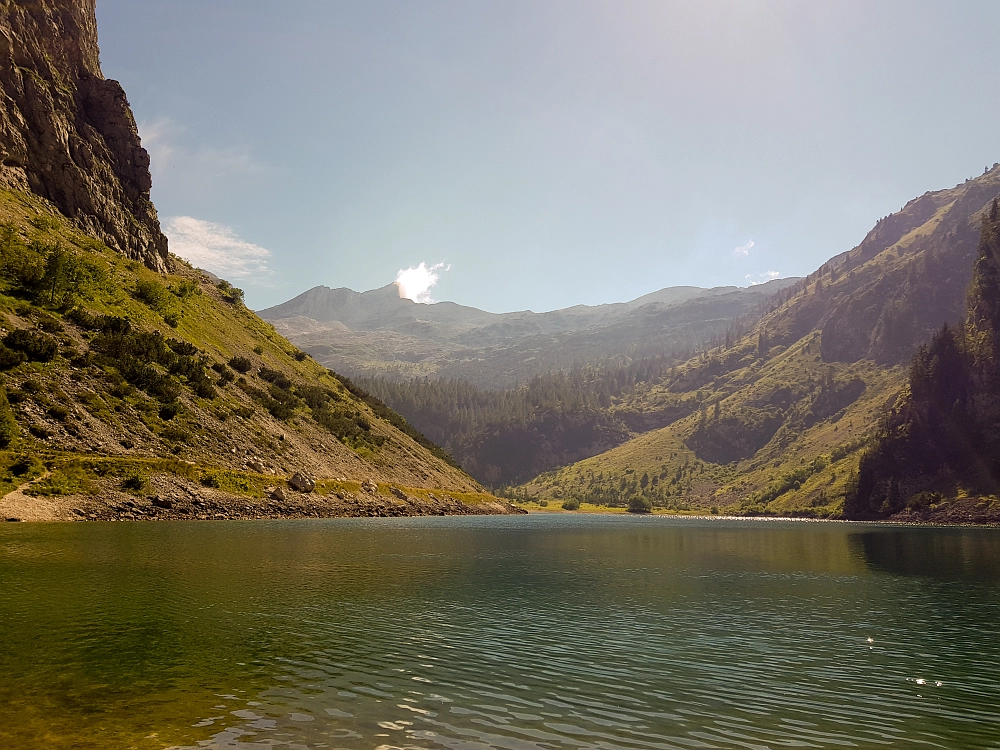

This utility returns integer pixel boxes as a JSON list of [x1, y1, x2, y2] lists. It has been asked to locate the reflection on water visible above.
[[850, 526, 1000, 580], [0, 516, 998, 749]]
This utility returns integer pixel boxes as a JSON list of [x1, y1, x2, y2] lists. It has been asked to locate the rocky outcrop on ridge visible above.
[[0, 0, 168, 269]]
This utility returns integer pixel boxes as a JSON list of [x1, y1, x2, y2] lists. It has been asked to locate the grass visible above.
[[520, 330, 905, 518], [0, 186, 483, 502]]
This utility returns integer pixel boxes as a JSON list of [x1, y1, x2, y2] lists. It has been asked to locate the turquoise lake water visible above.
[[0, 515, 998, 749]]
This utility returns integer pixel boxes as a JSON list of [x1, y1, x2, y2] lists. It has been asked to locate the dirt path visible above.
[[0, 472, 68, 522]]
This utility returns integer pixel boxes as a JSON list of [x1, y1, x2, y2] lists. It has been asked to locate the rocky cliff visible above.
[[0, 0, 167, 269]]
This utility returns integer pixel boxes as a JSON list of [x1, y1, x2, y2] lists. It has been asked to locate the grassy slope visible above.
[[0, 188, 496, 507], [520, 169, 1000, 517]]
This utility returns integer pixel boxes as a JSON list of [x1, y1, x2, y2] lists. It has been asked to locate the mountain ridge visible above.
[[516, 166, 1000, 522], [259, 278, 799, 388]]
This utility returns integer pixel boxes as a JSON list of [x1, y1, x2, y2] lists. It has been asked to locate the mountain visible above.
[[0, 0, 168, 269], [0, 0, 513, 521], [259, 278, 798, 388], [519, 167, 1000, 522], [846, 199, 1000, 521]]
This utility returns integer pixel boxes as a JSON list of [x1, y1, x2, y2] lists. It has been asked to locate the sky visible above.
[[95, 0, 1000, 313]]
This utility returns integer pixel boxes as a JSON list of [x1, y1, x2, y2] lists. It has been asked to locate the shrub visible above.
[[159, 403, 180, 421], [258, 367, 292, 390], [170, 280, 201, 298], [0, 343, 26, 369], [122, 474, 149, 492], [4, 329, 58, 361], [561, 498, 580, 510], [216, 281, 244, 305], [200, 473, 221, 488], [134, 278, 172, 311], [35, 314, 63, 333], [46, 404, 70, 421], [294, 350, 308, 361], [252, 345, 264, 355], [10, 454, 42, 476], [168, 340, 199, 356], [229, 356, 253, 373], [0, 389, 18, 448], [162, 425, 191, 443], [627, 496, 653, 513]]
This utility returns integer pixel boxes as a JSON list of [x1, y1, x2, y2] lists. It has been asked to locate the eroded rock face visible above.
[[0, 0, 168, 269]]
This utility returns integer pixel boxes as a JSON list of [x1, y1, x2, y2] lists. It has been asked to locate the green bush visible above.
[[561, 498, 580, 510], [134, 278, 172, 311], [0, 388, 18, 448], [229, 356, 253, 373], [216, 281, 244, 305], [170, 280, 201, 298], [258, 367, 293, 390], [4, 329, 58, 361], [627, 496, 653, 513], [0, 343, 26, 369], [10, 454, 42, 477]]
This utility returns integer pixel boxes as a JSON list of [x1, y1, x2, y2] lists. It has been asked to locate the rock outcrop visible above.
[[0, 0, 168, 269]]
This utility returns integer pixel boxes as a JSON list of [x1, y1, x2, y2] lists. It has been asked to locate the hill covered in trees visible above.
[[359, 356, 680, 486], [846, 200, 1000, 520], [519, 167, 1000, 522]]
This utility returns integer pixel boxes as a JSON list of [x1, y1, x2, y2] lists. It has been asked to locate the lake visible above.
[[0, 515, 998, 749]]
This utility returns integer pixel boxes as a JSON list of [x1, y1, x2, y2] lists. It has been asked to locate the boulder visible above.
[[390, 487, 407, 501], [361, 479, 378, 494], [268, 486, 288, 502], [288, 472, 316, 493]]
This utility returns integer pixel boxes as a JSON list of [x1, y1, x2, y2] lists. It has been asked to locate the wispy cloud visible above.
[[395, 262, 451, 304], [139, 118, 262, 178], [165, 216, 271, 280], [745, 271, 782, 286], [733, 240, 754, 258]]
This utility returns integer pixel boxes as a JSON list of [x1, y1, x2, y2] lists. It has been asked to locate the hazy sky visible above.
[[96, 0, 1000, 312]]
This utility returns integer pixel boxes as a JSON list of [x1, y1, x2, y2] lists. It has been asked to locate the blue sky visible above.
[[96, 0, 1000, 312]]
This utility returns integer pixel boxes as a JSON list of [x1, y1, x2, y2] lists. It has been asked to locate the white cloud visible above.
[[733, 240, 754, 258], [745, 271, 782, 286], [165, 216, 271, 280], [395, 262, 450, 303]]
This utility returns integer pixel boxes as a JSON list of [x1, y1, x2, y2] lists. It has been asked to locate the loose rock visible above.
[[288, 472, 316, 493]]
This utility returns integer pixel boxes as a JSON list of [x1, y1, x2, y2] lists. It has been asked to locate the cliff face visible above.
[[0, 0, 168, 269]]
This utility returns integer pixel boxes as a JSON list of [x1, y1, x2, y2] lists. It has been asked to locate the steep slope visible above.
[[0, 0, 167, 269], [846, 201, 1000, 521], [520, 167, 1000, 520], [0, 1, 511, 521], [262, 279, 797, 388]]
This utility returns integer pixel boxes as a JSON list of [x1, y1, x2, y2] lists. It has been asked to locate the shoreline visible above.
[[0, 474, 524, 523], [520, 507, 1000, 528]]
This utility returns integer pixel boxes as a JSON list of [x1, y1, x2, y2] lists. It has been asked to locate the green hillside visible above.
[[847, 200, 1000, 521], [519, 167, 1000, 521], [0, 188, 504, 520]]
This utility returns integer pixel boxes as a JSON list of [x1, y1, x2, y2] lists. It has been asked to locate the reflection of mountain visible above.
[[258, 280, 798, 388], [850, 530, 1000, 582]]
